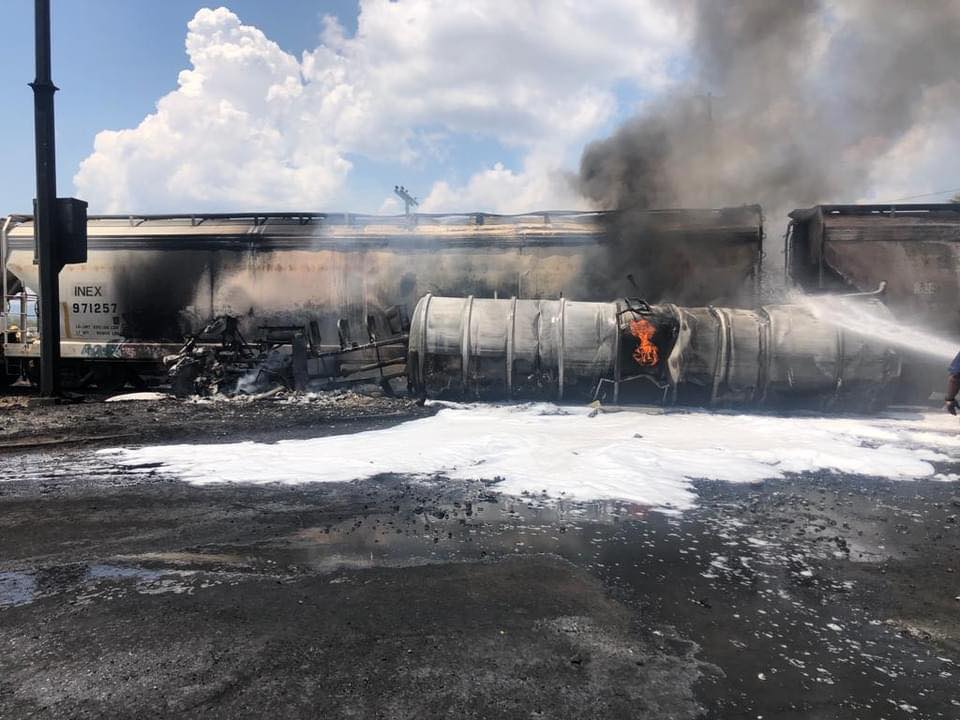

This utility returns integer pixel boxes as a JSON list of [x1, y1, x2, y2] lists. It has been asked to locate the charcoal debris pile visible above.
[[163, 311, 409, 399]]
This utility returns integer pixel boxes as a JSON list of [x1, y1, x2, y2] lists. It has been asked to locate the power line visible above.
[[884, 187, 960, 202]]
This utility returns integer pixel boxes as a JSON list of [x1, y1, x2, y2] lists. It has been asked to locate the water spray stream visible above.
[[792, 293, 958, 363]]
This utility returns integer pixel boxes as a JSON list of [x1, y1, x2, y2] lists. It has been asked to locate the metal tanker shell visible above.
[[409, 295, 901, 411]]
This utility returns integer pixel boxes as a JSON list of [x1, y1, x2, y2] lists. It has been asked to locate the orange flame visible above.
[[629, 318, 658, 366]]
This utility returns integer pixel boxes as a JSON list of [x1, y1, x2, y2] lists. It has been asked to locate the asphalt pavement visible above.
[[1, 400, 959, 718]]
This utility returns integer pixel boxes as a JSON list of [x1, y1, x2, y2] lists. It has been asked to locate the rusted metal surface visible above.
[[786, 204, 960, 399], [408, 295, 901, 410], [787, 204, 960, 332], [3, 209, 763, 356]]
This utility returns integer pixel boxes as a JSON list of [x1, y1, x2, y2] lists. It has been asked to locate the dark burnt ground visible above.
[[0, 391, 433, 451], [0, 420, 959, 718]]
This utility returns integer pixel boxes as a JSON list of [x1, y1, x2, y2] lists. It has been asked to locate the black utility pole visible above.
[[30, 0, 60, 396]]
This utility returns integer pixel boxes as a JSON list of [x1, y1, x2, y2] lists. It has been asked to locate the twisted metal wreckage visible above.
[[160, 288, 900, 413], [163, 308, 409, 397]]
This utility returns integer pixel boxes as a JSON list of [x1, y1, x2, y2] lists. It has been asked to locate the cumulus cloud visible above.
[[74, 1, 683, 213], [75, 8, 350, 212], [76, 0, 958, 215], [420, 156, 582, 214]]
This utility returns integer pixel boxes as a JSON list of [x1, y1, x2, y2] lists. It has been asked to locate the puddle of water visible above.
[[88, 564, 163, 582], [0, 571, 37, 607], [0, 563, 201, 608], [275, 491, 648, 574], [113, 552, 252, 567]]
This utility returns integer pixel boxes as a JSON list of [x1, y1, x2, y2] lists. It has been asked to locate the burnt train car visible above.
[[786, 203, 960, 398], [0, 207, 763, 387]]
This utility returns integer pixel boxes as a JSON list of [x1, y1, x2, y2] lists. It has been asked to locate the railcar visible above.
[[787, 203, 960, 399], [0, 207, 764, 389]]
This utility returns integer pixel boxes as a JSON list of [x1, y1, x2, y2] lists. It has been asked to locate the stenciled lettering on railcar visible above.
[[67, 283, 122, 338]]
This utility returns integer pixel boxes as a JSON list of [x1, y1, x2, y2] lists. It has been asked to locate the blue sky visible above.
[[0, 1, 358, 213], [0, 1, 682, 215], [0, 2, 577, 215]]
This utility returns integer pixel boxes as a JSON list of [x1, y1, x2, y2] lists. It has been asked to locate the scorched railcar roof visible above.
[[3, 206, 763, 251]]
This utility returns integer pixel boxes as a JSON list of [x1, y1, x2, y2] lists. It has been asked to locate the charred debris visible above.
[[164, 307, 409, 399]]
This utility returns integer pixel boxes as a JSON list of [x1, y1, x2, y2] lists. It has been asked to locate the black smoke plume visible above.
[[578, 0, 960, 298]]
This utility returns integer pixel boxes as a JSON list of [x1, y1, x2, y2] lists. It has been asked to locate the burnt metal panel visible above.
[[4, 208, 762, 352], [786, 203, 960, 399], [409, 295, 619, 401], [787, 204, 960, 330], [789, 204, 960, 279]]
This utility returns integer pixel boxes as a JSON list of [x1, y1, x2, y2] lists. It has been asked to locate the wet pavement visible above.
[[2, 424, 960, 718]]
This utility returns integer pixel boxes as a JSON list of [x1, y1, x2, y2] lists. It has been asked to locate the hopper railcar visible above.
[[787, 203, 960, 399], [1, 207, 764, 389]]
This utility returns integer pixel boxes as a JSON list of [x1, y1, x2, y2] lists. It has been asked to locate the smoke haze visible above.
[[579, 0, 960, 220]]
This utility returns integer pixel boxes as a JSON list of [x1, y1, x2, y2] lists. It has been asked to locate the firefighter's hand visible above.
[[946, 398, 958, 416]]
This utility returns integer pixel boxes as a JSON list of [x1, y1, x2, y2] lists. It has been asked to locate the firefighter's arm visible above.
[[945, 374, 960, 415]]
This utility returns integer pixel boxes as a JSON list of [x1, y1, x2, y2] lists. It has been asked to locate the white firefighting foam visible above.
[[99, 403, 960, 512]]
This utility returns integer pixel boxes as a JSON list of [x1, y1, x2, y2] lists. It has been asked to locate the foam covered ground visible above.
[[99, 403, 960, 512]]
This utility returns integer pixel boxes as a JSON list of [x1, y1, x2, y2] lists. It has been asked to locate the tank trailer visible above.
[[407, 295, 900, 412]]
